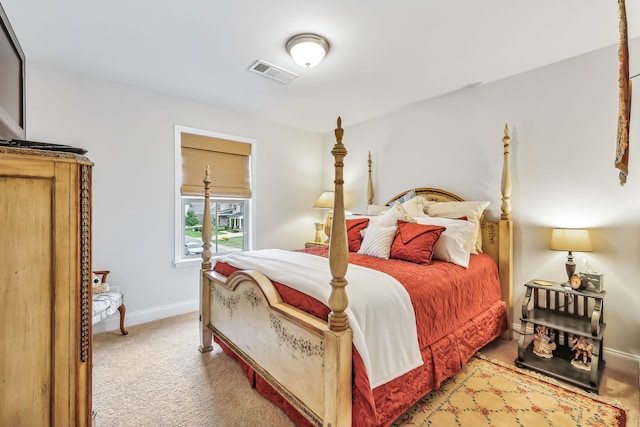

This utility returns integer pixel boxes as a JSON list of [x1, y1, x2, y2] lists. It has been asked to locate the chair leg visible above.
[[118, 304, 129, 335]]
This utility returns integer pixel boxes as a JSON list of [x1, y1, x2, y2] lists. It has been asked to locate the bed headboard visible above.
[[373, 125, 513, 340], [383, 187, 498, 261], [387, 187, 464, 203]]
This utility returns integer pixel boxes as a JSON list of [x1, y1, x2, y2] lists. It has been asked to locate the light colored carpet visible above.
[[93, 312, 295, 427], [93, 312, 638, 426]]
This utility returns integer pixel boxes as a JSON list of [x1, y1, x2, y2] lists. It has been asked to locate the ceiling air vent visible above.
[[248, 60, 298, 84]]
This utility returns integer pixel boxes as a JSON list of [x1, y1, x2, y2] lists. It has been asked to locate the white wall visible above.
[[24, 38, 640, 371], [26, 63, 325, 331], [326, 38, 640, 370]]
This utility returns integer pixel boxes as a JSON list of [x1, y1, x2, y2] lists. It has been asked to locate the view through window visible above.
[[182, 197, 247, 259]]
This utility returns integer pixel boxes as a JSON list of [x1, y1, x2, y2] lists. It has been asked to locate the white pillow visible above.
[[370, 202, 416, 227], [424, 200, 489, 254], [416, 216, 475, 268], [366, 204, 389, 215], [357, 225, 398, 259], [402, 196, 427, 218]]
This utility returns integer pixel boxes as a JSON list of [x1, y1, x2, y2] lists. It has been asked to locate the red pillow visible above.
[[346, 218, 370, 252], [390, 220, 446, 264]]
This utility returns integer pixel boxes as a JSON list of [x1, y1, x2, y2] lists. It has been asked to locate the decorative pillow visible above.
[[346, 218, 370, 252], [402, 195, 427, 218], [371, 202, 416, 227], [357, 225, 398, 259], [367, 204, 389, 215], [424, 200, 489, 254], [390, 220, 445, 264], [416, 216, 476, 267], [92, 273, 110, 294]]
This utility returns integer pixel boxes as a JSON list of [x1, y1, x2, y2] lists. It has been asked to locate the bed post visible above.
[[324, 117, 353, 427], [499, 125, 513, 340], [367, 151, 374, 205], [327, 117, 349, 332], [199, 165, 214, 352]]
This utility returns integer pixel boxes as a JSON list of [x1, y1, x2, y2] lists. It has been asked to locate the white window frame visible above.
[[173, 125, 255, 268]]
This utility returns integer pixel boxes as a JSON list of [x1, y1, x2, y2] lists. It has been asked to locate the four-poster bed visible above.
[[199, 118, 514, 427]]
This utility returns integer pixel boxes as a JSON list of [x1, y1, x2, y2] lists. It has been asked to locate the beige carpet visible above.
[[93, 312, 639, 426]]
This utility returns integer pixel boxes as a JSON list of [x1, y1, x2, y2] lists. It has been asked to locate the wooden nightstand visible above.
[[515, 279, 606, 393], [305, 241, 329, 248]]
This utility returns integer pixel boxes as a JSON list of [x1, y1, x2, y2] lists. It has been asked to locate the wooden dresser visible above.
[[0, 146, 93, 426]]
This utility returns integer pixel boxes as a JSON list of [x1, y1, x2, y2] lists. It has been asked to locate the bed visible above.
[[199, 118, 514, 427]]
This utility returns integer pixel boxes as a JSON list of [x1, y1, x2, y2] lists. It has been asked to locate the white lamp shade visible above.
[[313, 191, 334, 209], [287, 34, 329, 68], [550, 228, 593, 252]]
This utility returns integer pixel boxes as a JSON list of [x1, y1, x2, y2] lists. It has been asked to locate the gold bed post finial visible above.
[[367, 151, 374, 205], [334, 116, 344, 143], [201, 165, 213, 270], [329, 117, 349, 332], [501, 124, 512, 221]]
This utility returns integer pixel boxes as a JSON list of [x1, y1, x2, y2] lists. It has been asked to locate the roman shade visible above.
[[181, 132, 252, 197]]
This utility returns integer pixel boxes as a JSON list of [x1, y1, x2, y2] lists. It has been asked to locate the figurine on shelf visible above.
[[570, 335, 593, 371], [532, 325, 556, 358], [313, 222, 324, 243]]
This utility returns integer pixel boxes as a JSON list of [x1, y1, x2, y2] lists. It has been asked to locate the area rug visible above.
[[391, 353, 626, 427]]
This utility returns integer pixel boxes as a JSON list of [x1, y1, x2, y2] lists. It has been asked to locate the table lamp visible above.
[[313, 191, 334, 243], [550, 228, 592, 280]]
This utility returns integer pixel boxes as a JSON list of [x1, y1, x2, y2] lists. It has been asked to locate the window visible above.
[[175, 126, 254, 265]]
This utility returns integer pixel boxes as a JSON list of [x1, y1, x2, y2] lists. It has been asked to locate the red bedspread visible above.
[[213, 248, 507, 427]]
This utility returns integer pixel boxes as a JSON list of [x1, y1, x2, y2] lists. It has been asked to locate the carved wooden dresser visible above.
[[0, 144, 93, 426]]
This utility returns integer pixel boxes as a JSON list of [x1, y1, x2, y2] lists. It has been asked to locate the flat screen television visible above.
[[0, 3, 26, 141]]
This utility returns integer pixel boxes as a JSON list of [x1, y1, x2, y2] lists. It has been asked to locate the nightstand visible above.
[[305, 241, 329, 248], [515, 279, 606, 393]]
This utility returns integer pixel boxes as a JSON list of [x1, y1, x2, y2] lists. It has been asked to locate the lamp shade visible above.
[[313, 191, 334, 209], [286, 34, 330, 68], [550, 228, 593, 252]]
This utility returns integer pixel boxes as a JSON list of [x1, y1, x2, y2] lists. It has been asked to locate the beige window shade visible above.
[[181, 132, 252, 197]]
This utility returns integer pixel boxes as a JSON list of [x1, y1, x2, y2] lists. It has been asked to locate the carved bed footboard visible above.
[[201, 269, 350, 426]]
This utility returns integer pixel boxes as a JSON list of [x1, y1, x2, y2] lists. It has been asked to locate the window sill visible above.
[[173, 258, 202, 269], [173, 255, 225, 269]]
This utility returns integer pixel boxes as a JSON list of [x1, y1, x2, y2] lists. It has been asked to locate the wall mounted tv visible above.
[[0, 3, 26, 141]]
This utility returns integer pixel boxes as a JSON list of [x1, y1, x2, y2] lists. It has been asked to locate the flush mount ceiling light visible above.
[[286, 33, 330, 68]]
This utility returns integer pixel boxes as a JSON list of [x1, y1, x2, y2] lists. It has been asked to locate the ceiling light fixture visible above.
[[286, 33, 330, 69]]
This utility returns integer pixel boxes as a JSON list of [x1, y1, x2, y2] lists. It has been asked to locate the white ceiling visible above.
[[2, 1, 638, 134]]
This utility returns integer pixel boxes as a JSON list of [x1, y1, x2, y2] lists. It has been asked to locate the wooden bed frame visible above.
[[199, 118, 513, 427]]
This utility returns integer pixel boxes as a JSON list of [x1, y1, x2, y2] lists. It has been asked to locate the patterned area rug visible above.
[[392, 353, 626, 427]]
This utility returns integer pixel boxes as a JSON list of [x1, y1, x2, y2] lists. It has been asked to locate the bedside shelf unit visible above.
[[515, 280, 606, 393]]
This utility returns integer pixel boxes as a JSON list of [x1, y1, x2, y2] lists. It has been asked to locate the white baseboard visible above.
[[512, 322, 640, 376], [603, 346, 640, 376], [92, 299, 199, 335]]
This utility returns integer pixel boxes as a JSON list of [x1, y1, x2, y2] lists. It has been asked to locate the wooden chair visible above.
[[92, 270, 128, 335]]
